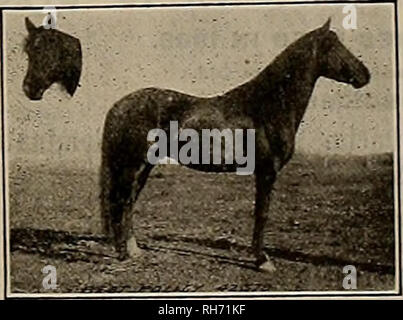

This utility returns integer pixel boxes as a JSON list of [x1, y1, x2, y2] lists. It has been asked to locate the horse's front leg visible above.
[[252, 170, 276, 272]]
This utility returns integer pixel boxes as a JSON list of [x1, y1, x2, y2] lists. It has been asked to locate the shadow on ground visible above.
[[11, 227, 394, 275]]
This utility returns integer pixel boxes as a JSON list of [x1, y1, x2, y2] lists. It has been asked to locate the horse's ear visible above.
[[25, 17, 37, 34], [321, 18, 331, 31]]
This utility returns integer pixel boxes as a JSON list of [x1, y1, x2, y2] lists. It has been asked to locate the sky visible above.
[[3, 3, 396, 169]]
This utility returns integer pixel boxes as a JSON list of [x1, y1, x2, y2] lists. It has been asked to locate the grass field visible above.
[[8, 153, 395, 293]]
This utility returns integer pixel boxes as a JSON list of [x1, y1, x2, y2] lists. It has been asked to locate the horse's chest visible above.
[[256, 121, 296, 166]]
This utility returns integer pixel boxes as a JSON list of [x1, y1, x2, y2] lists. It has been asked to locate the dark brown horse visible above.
[[101, 18, 369, 272], [23, 17, 82, 100]]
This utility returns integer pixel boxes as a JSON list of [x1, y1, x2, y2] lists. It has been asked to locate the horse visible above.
[[23, 17, 82, 100], [100, 18, 370, 272]]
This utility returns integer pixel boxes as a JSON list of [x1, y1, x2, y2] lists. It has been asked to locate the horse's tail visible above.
[[100, 150, 112, 238], [99, 107, 117, 239]]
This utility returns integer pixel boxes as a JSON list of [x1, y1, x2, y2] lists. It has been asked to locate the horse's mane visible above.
[[23, 26, 80, 53], [256, 30, 319, 81]]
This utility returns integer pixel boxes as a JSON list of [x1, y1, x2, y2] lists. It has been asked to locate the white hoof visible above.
[[127, 237, 142, 258], [258, 260, 276, 273]]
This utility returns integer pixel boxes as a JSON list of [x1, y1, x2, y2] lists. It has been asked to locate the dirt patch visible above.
[[9, 153, 395, 293]]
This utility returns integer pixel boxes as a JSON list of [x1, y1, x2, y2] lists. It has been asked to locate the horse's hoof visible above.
[[127, 237, 142, 258], [258, 260, 276, 273]]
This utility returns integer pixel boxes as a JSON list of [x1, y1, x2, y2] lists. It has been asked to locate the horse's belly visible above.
[[182, 162, 238, 173], [165, 139, 255, 175], [162, 119, 256, 174]]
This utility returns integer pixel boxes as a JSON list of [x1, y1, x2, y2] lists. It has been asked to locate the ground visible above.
[[9, 153, 395, 293]]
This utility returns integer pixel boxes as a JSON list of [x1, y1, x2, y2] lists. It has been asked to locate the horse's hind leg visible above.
[[124, 163, 154, 259], [108, 165, 134, 259], [111, 162, 154, 260], [100, 156, 113, 241]]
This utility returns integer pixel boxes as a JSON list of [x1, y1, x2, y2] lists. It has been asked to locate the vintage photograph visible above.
[[1, 1, 399, 296]]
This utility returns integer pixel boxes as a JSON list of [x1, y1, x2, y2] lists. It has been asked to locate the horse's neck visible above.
[[228, 45, 320, 132], [274, 62, 319, 131]]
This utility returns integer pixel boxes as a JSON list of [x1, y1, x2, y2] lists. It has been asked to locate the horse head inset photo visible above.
[[23, 17, 82, 100]]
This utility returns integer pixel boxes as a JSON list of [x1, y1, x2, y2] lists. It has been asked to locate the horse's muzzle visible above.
[[352, 65, 370, 89], [23, 81, 44, 100]]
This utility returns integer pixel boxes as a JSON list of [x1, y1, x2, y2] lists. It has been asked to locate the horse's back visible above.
[[108, 87, 199, 124], [102, 87, 200, 157]]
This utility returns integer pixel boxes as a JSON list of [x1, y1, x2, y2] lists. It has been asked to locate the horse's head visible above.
[[23, 17, 82, 100], [317, 18, 370, 89]]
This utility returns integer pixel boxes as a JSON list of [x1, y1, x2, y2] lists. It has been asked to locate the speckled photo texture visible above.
[[2, 2, 399, 295]]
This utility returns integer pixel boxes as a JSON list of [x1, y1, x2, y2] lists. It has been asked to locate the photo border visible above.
[[1, 0, 401, 299]]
